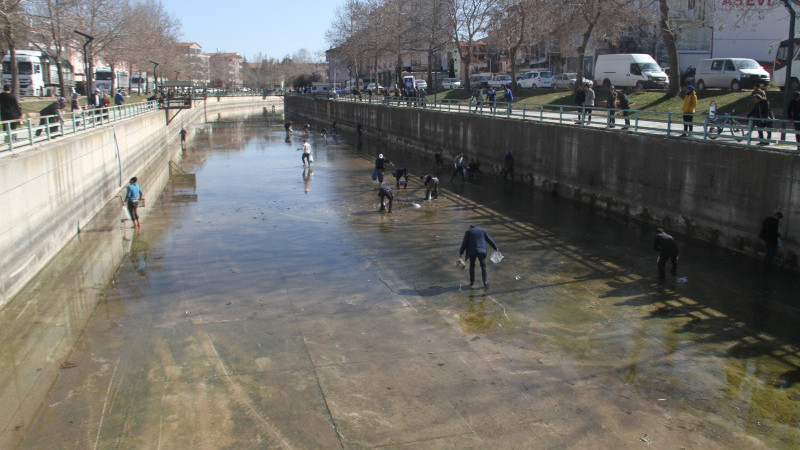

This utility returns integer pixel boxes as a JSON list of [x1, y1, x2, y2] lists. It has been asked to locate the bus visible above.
[[771, 38, 800, 91], [2, 50, 45, 96], [95, 67, 130, 93]]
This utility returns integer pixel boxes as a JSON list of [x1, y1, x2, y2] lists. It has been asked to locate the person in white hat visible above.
[[374, 153, 394, 184]]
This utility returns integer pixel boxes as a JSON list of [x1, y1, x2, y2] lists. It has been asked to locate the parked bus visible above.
[[95, 67, 130, 93], [771, 38, 800, 91]]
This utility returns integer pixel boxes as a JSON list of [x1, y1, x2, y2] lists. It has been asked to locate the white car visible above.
[[441, 78, 462, 89], [469, 75, 490, 88], [415, 79, 428, 90], [365, 83, 384, 92], [552, 73, 594, 90], [488, 74, 513, 88], [518, 70, 553, 89]]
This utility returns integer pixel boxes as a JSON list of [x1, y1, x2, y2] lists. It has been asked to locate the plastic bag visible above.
[[456, 257, 466, 270], [371, 169, 378, 180], [309, 154, 314, 163], [489, 251, 504, 263]]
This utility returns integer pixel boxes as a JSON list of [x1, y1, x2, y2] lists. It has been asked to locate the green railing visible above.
[[293, 92, 799, 150]]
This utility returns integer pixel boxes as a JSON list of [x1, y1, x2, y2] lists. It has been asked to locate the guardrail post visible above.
[[666, 113, 672, 136], [522, 104, 526, 120], [746, 118, 754, 146], [702, 115, 709, 140], [4, 122, 11, 152], [27, 118, 33, 144], [634, 112, 640, 133], [539, 105, 543, 121]]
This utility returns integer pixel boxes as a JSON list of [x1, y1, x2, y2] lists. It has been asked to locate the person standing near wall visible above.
[[458, 225, 499, 289], [681, 85, 697, 137], [787, 91, 800, 150], [180, 127, 187, 149], [123, 177, 145, 228], [759, 211, 783, 271], [451, 152, 465, 183], [654, 228, 678, 281]]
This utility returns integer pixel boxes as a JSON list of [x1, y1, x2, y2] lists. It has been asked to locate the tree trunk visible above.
[[658, 0, 681, 98], [110, 62, 116, 93], [55, 59, 66, 97], [427, 48, 434, 90], [87, 56, 94, 97], [8, 44, 18, 97], [575, 14, 598, 95]]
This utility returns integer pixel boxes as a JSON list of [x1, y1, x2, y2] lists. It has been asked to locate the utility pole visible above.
[[74, 30, 94, 95], [782, 0, 796, 122]]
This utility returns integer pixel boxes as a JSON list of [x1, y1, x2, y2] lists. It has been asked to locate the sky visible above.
[[165, 0, 340, 61]]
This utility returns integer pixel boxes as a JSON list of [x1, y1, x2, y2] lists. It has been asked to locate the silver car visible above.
[[552, 73, 594, 90], [441, 78, 462, 89]]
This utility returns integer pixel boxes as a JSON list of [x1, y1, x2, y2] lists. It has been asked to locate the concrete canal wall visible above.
[[286, 95, 800, 267], [0, 96, 279, 307]]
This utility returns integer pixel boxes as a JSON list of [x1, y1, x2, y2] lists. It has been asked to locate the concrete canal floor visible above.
[[10, 111, 800, 448]]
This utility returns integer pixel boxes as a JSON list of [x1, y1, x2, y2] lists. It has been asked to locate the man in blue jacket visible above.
[[458, 225, 499, 288]]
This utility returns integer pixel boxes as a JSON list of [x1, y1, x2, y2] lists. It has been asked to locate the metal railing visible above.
[[1, 100, 160, 153], [293, 92, 800, 150]]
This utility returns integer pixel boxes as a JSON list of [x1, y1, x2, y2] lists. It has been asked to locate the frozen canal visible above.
[[13, 110, 800, 448]]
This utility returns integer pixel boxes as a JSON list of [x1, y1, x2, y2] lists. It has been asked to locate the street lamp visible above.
[[149, 60, 159, 93], [74, 30, 94, 95]]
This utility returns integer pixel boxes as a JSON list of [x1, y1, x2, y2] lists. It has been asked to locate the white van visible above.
[[694, 58, 770, 91], [594, 54, 668, 89]]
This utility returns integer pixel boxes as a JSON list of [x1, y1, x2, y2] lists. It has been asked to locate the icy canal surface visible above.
[[16, 112, 800, 448]]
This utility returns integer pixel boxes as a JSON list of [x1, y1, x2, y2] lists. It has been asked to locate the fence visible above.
[[296, 93, 799, 149]]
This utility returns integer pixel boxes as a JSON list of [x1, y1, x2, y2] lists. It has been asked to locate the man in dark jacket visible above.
[[747, 94, 772, 145], [0, 84, 22, 133], [759, 211, 783, 271], [459, 225, 499, 288], [654, 228, 678, 280], [574, 85, 586, 124], [374, 153, 394, 184], [421, 174, 439, 200]]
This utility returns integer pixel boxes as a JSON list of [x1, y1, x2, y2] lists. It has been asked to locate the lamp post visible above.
[[74, 30, 94, 95], [149, 60, 159, 94], [782, 0, 795, 123]]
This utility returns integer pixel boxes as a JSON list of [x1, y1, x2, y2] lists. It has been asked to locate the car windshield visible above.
[[96, 71, 113, 81], [540, 71, 552, 78], [567, 74, 577, 80], [735, 60, 760, 70], [639, 63, 660, 72], [498, 76, 511, 80]]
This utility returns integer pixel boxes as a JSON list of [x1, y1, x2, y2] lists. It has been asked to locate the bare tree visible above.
[[409, 0, 453, 89], [0, 0, 26, 96], [28, 0, 80, 96], [657, 0, 680, 97], [448, 0, 498, 92]]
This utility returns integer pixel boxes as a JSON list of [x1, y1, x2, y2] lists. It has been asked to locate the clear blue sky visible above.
[[166, 0, 340, 61]]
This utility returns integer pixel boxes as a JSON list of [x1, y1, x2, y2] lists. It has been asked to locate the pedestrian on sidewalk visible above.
[[374, 153, 394, 183], [681, 85, 697, 137], [606, 86, 617, 128], [654, 228, 678, 281], [617, 89, 632, 129], [487, 86, 496, 113], [504, 86, 513, 114], [583, 83, 595, 123], [458, 225, 499, 289], [378, 185, 393, 213], [114, 89, 125, 106], [747, 94, 773, 145], [759, 211, 783, 271], [574, 85, 586, 124], [450, 152, 465, 183], [0, 84, 22, 136], [123, 177, 145, 228], [421, 174, 439, 200]]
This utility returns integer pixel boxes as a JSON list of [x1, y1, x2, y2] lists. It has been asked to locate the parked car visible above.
[[469, 75, 490, 88], [693, 58, 770, 91], [488, 74, 513, 88], [518, 70, 553, 89], [365, 83, 384, 92], [594, 53, 669, 89], [441, 77, 462, 89], [552, 73, 593, 90], [415, 79, 428, 90]]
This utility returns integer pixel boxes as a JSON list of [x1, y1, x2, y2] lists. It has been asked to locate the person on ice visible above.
[[298, 139, 312, 166], [394, 168, 409, 188], [421, 174, 439, 200], [378, 185, 394, 213], [654, 228, 678, 280], [374, 153, 394, 184], [458, 225, 499, 289]]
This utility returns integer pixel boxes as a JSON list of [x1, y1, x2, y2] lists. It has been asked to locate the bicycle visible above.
[[707, 100, 745, 141]]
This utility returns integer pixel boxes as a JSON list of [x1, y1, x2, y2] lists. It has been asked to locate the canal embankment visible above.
[[285, 95, 800, 269]]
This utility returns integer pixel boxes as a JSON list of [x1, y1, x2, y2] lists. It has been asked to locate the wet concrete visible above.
[[10, 110, 800, 448]]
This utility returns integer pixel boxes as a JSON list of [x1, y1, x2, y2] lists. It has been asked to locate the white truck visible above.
[[2, 50, 45, 96], [94, 67, 130, 93], [594, 54, 668, 89], [130, 71, 149, 94]]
